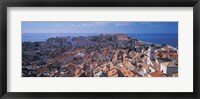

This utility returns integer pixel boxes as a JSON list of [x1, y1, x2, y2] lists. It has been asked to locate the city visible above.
[[22, 34, 178, 77]]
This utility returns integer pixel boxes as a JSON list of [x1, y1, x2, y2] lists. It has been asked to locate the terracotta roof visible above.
[[108, 68, 118, 77], [149, 70, 166, 77], [141, 63, 149, 69], [35, 67, 49, 76], [162, 53, 169, 58], [118, 37, 128, 41], [154, 63, 160, 70], [171, 53, 178, 59], [120, 67, 134, 77]]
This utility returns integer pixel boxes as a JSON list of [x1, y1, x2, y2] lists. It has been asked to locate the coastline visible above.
[[22, 33, 178, 48]]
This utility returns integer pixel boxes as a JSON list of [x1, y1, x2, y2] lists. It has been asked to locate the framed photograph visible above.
[[0, 0, 199, 99]]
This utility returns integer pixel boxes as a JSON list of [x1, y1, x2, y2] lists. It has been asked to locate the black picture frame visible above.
[[0, 0, 199, 99]]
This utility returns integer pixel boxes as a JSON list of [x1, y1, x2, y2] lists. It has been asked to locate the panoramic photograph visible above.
[[22, 21, 178, 77]]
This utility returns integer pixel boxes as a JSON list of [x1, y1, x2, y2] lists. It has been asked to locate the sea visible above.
[[22, 33, 178, 47]]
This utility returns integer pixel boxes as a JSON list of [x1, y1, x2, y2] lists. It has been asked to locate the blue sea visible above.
[[128, 33, 178, 47], [22, 33, 178, 47]]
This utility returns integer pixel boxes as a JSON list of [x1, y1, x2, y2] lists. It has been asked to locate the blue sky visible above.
[[22, 22, 178, 34]]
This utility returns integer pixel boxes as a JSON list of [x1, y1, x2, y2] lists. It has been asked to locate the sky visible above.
[[22, 22, 178, 34]]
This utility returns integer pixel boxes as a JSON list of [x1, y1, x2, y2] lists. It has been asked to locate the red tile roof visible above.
[[149, 70, 166, 77]]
